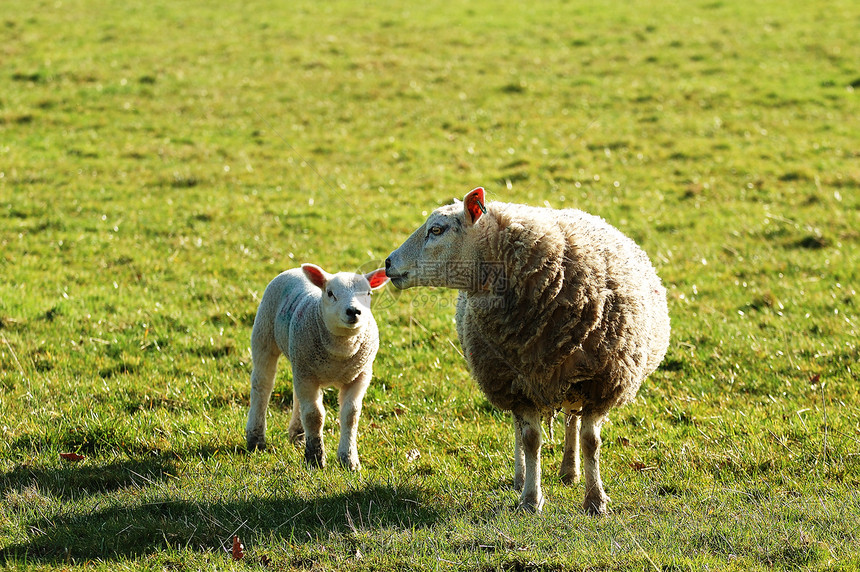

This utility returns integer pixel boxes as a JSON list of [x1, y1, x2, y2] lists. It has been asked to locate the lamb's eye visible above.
[[429, 225, 445, 237], [327, 290, 336, 300]]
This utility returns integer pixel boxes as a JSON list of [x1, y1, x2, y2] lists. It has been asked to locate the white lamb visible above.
[[245, 263, 389, 470], [385, 187, 670, 514]]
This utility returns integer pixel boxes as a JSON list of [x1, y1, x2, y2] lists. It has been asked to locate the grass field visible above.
[[1, 0, 859, 569]]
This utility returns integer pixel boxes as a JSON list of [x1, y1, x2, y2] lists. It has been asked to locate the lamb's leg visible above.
[[514, 410, 544, 512], [336, 373, 370, 471], [559, 411, 581, 484], [245, 342, 280, 451], [295, 377, 326, 468], [581, 411, 610, 515], [288, 384, 305, 445], [513, 414, 525, 491]]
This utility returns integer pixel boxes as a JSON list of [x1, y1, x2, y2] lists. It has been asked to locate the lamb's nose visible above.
[[385, 257, 392, 271], [346, 307, 361, 318]]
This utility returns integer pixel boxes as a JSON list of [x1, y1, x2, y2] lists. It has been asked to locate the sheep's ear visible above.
[[301, 263, 330, 289], [365, 268, 389, 290], [463, 187, 486, 225]]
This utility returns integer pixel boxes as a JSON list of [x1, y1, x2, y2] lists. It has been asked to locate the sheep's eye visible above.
[[429, 225, 445, 237], [327, 290, 336, 300]]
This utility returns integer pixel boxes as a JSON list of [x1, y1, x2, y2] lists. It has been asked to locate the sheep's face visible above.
[[302, 265, 389, 335], [386, 187, 486, 290]]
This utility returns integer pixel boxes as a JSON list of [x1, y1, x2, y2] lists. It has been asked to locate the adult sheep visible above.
[[385, 187, 669, 514]]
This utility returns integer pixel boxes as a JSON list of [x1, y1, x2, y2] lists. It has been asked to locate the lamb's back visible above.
[[262, 269, 314, 354]]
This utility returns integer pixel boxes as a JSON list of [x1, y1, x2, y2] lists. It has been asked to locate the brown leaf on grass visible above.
[[232, 535, 245, 561], [629, 461, 656, 472], [59, 452, 85, 462], [810, 374, 821, 385]]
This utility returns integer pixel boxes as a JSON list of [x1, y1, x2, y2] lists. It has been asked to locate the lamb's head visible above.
[[301, 264, 389, 335], [385, 187, 487, 290]]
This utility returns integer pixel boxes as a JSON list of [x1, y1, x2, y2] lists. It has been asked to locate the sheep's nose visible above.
[[384, 257, 392, 271], [346, 307, 361, 318]]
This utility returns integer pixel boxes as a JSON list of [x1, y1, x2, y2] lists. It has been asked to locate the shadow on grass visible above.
[[0, 455, 443, 564], [0, 456, 178, 500]]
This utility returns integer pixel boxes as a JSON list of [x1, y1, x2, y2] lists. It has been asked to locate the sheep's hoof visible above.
[[337, 453, 361, 472], [517, 494, 545, 513], [559, 470, 580, 485], [582, 494, 610, 516], [513, 474, 524, 492]]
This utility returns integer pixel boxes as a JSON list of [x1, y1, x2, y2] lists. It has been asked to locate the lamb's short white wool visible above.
[[386, 187, 670, 514], [245, 264, 388, 470]]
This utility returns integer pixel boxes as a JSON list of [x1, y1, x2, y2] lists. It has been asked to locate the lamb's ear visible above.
[[364, 268, 389, 290], [463, 187, 486, 226], [301, 263, 330, 289]]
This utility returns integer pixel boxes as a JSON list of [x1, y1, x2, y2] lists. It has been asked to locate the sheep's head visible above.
[[301, 264, 389, 334], [385, 187, 486, 290]]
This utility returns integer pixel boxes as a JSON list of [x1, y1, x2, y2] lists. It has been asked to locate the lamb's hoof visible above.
[[559, 471, 580, 485], [304, 443, 325, 469], [337, 453, 361, 472], [517, 494, 545, 513], [289, 430, 306, 446], [582, 494, 610, 516], [246, 434, 266, 452]]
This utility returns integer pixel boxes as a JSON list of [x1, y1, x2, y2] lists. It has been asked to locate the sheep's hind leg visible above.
[[580, 411, 610, 515], [296, 378, 326, 468], [559, 411, 581, 484], [246, 343, 280, 451], [288, 384, 305, 445], [514, 410, 544, 512], [336, 374, 369, 471]]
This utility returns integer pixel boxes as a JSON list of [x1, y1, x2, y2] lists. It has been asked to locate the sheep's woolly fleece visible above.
[[455, 201, 670, 415]]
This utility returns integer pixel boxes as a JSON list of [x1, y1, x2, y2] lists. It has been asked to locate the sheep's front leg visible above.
[[336, 373, 370, 471], [514, 410, 544, 512], [246, 343, 280, 451], [559, 411, 581, 484], [295, 376, 326, 468], [581, 411, 610, 515], [513, 415, 525, 491]]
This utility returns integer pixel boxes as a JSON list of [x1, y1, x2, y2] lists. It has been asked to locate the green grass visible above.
[[1, 0, 859, 569]]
